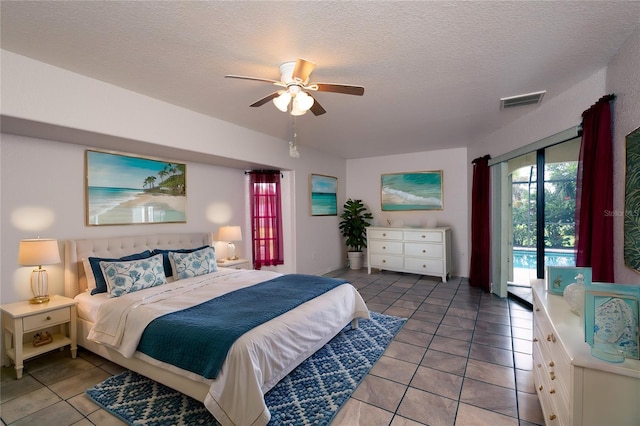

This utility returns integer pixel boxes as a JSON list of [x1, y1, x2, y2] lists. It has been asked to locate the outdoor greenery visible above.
[[512, 162, 577, 249]]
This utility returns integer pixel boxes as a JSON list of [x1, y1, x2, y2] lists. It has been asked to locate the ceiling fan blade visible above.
[[250, 92, 280, 107], [309, 96, 327, 116], [225, 75, 285, 86], [292, 58, 316, 83], [313, 83, 365, 96]]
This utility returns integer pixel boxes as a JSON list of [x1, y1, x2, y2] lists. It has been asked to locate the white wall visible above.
[[0, 50, 349, 305], [346, 147, 470, 277], [0, 134, 248, 302], [607, 25, 640, 284]]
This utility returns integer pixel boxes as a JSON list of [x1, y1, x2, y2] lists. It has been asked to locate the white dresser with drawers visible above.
[[532, 280, 640, 425], [366, 226, 451, 282]]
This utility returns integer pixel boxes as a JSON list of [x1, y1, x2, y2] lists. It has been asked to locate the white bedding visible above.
[[76, 267, 370, 426]]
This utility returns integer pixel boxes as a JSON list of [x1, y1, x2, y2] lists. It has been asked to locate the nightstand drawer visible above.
[[23, 308, 70, 332], [368, 229, 403, 240]]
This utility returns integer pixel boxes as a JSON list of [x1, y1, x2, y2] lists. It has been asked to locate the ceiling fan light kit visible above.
[[225, 58, 364, 117]]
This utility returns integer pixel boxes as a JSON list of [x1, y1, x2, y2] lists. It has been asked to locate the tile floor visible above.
[[1, 269, 543, 425]]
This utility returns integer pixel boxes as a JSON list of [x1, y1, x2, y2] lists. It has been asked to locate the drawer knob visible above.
[[422, 249, 426, 253], [549, 361, 555, 367], [382, 260, 386, 263], [550, 373, 556, 380], [547, 334, 552, 341], [382, 233, 386, 237], [535, 307, 540, 311], [421, 235, 426, 238], [549, 414, 557, 421], [422, 264, 426, 268], [382, 246, 386, 250], [46, 316, 52, 321], [537, 363, 542, 368], [550, 389, 556, 394], [539, 385, 543, 391], [533, 338, 538, 342]]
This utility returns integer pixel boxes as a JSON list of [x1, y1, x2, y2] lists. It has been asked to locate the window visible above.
[[248, 171, 284, 269]]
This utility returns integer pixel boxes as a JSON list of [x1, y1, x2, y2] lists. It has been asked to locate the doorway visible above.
[[507, 138, 580, 288]]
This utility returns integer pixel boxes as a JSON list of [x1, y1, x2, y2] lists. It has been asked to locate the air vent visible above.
[[500, 90, 546, 109]]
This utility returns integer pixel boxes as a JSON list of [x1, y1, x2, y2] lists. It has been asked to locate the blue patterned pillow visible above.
[[100, 253, 167, 298], [152, 245, 209, 277], [168, 246, 218, 280], [88, 250, 153, 295]]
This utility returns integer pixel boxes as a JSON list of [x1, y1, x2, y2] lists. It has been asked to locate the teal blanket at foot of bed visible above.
[[137, 274, 348, 378]]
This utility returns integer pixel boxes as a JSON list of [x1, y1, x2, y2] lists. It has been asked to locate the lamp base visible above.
[[29, 296, 50, 304]]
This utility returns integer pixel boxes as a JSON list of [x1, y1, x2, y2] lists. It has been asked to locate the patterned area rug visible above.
[[86, 312, 406, 426]]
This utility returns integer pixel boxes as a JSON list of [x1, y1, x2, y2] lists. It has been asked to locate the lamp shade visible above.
[[218, 226, 242, 242], [273, 91, 292, 112], [18, 239, 61, 266]]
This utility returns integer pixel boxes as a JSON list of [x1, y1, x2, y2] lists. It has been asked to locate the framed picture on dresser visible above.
[[584, 281, 640, 362]]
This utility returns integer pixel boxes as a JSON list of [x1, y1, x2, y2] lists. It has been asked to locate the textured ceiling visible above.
[[2, 1, 640, 159]]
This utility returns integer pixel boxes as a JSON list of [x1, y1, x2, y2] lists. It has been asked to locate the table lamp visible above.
[[18, 239, 61, 304], [218, 226, 242, 260]]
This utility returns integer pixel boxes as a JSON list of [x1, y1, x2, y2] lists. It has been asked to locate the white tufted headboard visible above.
[[64, 233, 211, 297]]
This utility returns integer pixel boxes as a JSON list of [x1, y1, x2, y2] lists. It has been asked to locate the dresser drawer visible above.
[[403, 230, 442, 243], [404, 258, 443, 274], [404, 242, 443, 258], [370, 254, 404, 269], [369, 240, 403, 255], [23, 308, 70, 332], [368, 229, 403, 240]]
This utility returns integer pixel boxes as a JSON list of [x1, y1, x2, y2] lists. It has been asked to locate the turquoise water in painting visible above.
[[88, 187, 143, 218], [382, 173, 442, 210], [311, 192, 337, 215]]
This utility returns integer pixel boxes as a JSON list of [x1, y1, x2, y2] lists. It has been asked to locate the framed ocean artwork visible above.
[[381, 171, 443, 211], [310, 174, 337, 216], [85, 150, 187, 226]]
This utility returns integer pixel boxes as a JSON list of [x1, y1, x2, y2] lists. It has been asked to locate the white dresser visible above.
[[532, 280, 640, 425], [366, 226, 451, 282]]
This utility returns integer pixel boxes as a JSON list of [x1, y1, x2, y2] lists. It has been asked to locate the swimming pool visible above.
[[512, 248, 575, 269]]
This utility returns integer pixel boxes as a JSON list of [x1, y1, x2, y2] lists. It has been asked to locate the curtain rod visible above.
[[245, 170, 284, 178]]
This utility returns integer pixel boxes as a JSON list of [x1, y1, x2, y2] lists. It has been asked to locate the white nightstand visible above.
[[1, 295, 77, 379], [217, 258, 251, 270]]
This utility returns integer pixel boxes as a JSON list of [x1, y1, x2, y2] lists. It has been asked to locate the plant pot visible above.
[[347, 251, 364, 270]]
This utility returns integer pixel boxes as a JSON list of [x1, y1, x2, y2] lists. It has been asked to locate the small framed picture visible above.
[[309, 174, 337, 216], [545, 266, 591, 295], [585, 281, 640, 362]]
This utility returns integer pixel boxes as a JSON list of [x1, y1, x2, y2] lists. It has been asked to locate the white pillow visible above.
[[169, 246, 218, 280], [99, 253, 167, 298], [83, 258, 97, 291]]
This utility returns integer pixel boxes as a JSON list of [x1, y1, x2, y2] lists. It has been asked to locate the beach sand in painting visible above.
[[92, 193, 186, 224]]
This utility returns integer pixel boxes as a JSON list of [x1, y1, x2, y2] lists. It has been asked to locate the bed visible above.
[[64, 233, 370, 426]]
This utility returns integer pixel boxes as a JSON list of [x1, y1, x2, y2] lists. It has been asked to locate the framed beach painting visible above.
[[381, 171, 443, 211], [310, 174, 337, 216], [85, 150, 187, 226]]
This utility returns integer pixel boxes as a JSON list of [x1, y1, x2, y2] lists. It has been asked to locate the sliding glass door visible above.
[[507, 138, 579, 286]]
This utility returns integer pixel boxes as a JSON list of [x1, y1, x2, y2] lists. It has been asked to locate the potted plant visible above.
[[338, 198, 373, 270]]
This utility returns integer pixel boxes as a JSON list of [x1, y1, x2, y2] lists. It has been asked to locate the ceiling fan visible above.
[[225, 58, 364, 116]]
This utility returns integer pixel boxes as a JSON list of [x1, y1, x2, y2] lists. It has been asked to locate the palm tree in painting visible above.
[[158, 169, 168, 184]]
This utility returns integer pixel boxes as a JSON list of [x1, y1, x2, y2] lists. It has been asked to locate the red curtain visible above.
[[469, 155, 491, 291], [575, 95, 615, 282], [249, 171, 284, 269]]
